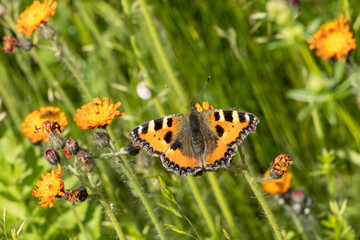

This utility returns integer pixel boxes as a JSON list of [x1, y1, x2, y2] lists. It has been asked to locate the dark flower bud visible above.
[[66, 139, 79, 155], [44, 149, 60, 165], [125, 142, 140, 156], [17, 38, 32, 51], [75, 148, 95, 173], [64, 186, 88, 204], [92, 132, 110, 149]]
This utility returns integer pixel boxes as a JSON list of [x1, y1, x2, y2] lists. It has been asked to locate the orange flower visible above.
[[2, 36, 18, 52], [16, 0, 57, 37], [21, 107, 68, 143], [73, 97, 125, 130], [308, 14, 356, 61], [32, 163, 64, 208], [195, 101, 215, 113], [261, 170, 293, 195]]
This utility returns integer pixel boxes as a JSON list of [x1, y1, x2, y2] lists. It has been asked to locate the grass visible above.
[[1, 0, 360, 239]]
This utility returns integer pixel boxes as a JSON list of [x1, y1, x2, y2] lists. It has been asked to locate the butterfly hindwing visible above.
[[202, 109, 259, 170]]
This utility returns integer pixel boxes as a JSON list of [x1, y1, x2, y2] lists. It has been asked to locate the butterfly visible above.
[[129, 102, 259, 178]]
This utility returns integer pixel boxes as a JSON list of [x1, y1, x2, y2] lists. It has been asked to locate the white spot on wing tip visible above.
[[245, 114, 250, 121], [138, 125, 143, 133]]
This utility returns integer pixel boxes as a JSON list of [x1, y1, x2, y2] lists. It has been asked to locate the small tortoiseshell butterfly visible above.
[[129, 102, 259, 178]]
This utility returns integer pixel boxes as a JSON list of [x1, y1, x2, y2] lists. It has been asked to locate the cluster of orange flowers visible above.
[[25, 97, 124, 207]]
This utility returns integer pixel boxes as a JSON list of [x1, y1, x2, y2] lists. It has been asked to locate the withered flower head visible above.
[[2, 36, 18, 52], [32, 163, 64, 208], [64, 186, 88, 204], [35, 121, 65, 150], [272, 154, 293, 176], [73, 97, 125, 130]]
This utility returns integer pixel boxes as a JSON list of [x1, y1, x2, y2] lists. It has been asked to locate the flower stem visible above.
[[87, 173, 125, 240], [238, 148, 284, 240], [121, 0, 165, 116], [138, 0, 187, 104], [108, 140, 166, 240], [207, 172, 241, 239], [185, 177, 219, 239]]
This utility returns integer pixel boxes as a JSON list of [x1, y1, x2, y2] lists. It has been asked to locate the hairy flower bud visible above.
[[75, 148, 95, 173], [92, 132, 110, 149], [66, 139, 79, 155], [44, 149, 60, 165]]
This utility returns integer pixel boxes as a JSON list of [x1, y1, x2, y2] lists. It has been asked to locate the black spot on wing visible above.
[[154, 119, 163, 131], [214, 112, 220, 121], [216, 125, 224, 137], [170, 139, 182, 151], [239, 112, 246, 122], [224, 110, 233, 122], [167, 118, 173, 127], [164, 131, 172, 144], [141, 122, 148, 134]]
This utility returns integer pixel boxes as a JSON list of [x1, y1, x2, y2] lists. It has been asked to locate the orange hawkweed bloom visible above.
[[32, 163, 64, 208], [21, 107, 68, 143], [16, 0, 57, 37], [73, 97, 125, 130], [195, 101, 215, 113], [2, 36, 18, 52], [308, 14, 356, 62], [261, 170, 293, 195]]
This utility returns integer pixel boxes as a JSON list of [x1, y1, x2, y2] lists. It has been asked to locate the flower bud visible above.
[[272, 154, 293, 175], [64, 186, 88, 204], [75, 148, 95, 173], [36, 121, 65, 150], [125, 142, 140, 156], [17, 38, 32, 51], [40, 23, 56, 40], [66, 139, 79, 155], [92, 132, 110, 149], [44, 149, 60, 165]]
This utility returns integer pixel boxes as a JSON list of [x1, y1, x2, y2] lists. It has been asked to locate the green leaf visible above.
[[157, 203, 183, 218], [164, 224, 197, 239], [222, 228, 231, 240]]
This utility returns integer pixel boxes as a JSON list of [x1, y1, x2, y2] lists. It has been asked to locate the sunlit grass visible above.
[[1, 0, 360, 239]]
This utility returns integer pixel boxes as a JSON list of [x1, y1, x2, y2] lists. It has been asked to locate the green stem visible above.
[[59, 43, 93, 101], [87, 173, 125, 240], [238, 148, 283, 240], [29, 50, 76, 113], [186, 177, 219, 239], [138, 0, 187, 103], [121, 0, 165, 116], [108, 141, 166, 240], [207, 172, 241, 239]]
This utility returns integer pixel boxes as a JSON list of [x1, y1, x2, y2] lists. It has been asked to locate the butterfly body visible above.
[[129, 102, 259, 178]]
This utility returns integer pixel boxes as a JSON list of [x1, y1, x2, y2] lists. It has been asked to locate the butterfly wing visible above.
[[201, 109, 259, 170], [129, 114, 202, 178]]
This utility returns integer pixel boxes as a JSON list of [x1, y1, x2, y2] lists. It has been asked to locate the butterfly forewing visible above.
[[202, 109, 259, 170]]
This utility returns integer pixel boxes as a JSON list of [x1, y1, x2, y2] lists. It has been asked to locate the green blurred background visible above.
[[1, 0, 360, 239]]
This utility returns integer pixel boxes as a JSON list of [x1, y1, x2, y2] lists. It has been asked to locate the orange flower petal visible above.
[[73, 97, 125, 130], [261, 170, 293, 195], [16, 0, 57, 36], [32, 163, 64, 208]]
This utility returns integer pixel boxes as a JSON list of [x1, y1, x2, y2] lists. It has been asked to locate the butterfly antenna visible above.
[[165, 85, 188, 106], [195, 76, 211, 103]]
